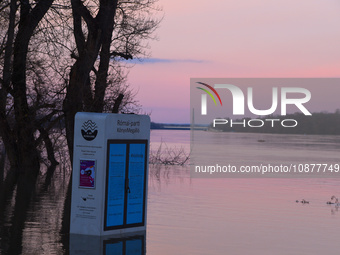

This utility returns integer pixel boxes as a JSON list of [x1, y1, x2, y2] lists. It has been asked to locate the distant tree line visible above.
[[209, 110, 340, 135], [150, 122, 191, 129]]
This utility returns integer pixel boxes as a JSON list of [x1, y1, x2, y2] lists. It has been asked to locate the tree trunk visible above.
[[64, 0, 119, 156], [0, 0, 19, 169], [0, 0, 55, 173], [63, 54, 100, 159], [93, 22, 115, 112], [12, 22, 41, 174]]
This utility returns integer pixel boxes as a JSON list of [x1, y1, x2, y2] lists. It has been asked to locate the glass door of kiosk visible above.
[[104, 140, 148, 231]]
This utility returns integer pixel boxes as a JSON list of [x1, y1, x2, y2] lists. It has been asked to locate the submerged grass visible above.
[[149, 141, 190, 166]]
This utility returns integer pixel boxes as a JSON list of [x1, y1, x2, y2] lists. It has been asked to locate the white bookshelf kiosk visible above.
[[70, 112, 150, 236]]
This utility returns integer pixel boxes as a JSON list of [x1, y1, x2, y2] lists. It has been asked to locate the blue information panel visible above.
[[106, 144, 127, 228], [105, 140, 147, 230], [126, 144, 146, 225]]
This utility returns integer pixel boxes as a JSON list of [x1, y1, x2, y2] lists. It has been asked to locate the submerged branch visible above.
[[149, 141, 190, 166]]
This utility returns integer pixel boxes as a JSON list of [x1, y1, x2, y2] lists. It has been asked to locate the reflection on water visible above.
[[1, 130, 340, 254], [70, 232, 146, 255], [148, 165, 340, 255], [0, 165, 68, 255]]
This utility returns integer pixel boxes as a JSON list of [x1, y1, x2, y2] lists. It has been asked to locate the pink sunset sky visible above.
[[127, 0, 340, 124]]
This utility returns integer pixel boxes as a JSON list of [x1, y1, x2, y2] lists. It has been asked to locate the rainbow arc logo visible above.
[[196, 82, 222, 115]]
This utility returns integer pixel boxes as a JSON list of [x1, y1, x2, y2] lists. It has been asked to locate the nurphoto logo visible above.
[[196, 82, 223, 115], [195, 80, 312, 129], [190, 78, 340, 178]]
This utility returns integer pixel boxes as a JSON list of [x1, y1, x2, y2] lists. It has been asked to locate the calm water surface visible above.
[[2, 130, 340, 254], [149, 130, 340, 255]]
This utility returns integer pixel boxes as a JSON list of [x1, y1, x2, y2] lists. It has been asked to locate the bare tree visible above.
[[0, 0, 159, 171], [0, 0, 57, 176], [63, 0, 160, 157], [0, 1, 160, 249]]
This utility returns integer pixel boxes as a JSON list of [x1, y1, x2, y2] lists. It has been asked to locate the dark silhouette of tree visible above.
[[63, 0, 159, 158], [0, 0, 159, 170], [0, 0, 160, 251], [0, 0, 55, 175], [0, 1, 61, 253]]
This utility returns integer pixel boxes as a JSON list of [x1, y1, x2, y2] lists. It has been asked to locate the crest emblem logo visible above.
[[81, 120, 98, 141]]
